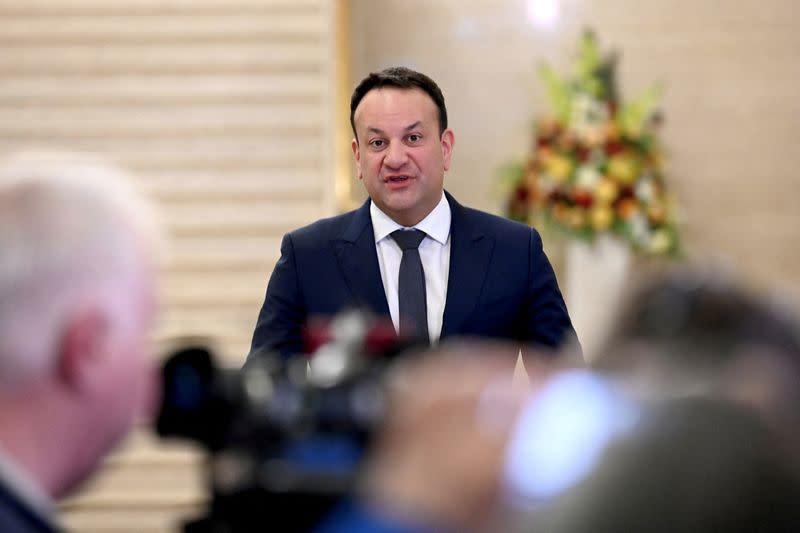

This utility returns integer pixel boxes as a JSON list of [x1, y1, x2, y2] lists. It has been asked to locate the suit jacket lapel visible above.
[[332, 199, 391, 317], [441, 192, 495, 337]]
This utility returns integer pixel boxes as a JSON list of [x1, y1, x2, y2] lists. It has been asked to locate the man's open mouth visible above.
[[386, 175, 411, 183]]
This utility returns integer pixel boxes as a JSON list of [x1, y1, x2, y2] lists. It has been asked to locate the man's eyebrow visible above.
[[404, 121, 422, 131]]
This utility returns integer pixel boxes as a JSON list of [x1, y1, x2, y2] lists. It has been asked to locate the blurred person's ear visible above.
[[58, 307, 110, 391]]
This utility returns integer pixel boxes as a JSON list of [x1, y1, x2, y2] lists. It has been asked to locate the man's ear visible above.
[[57, 308, 109, 392], [352, 138, 362, 180], [441, 129, 455, 171]]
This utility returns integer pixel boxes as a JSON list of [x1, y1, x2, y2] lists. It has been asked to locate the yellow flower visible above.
[[625, 125, 642, 140], [607, 153, 639, 185], [591, 206, 614, 231], [545, 154, 573, 183], [595, 177, 619, 205]]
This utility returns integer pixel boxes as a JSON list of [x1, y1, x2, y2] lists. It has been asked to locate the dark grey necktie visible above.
[[390, 229, 429, 343]]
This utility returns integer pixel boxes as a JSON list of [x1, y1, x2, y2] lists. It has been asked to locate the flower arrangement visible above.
[[503, 31, 681, 256]]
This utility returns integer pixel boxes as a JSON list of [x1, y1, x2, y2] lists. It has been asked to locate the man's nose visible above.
[[383, 141, 408, 169]]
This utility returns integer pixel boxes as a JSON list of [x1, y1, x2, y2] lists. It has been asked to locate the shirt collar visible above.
[[370, 192, 451, 245]]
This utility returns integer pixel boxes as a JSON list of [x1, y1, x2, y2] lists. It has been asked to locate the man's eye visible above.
[[370, 139, 385, 148], [407, 134, 422, 143]]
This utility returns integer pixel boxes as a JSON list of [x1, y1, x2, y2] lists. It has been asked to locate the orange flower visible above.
[[568, 208, 587, 230], [552, 202, 570, 222], [537, 145, 554, 161], [616, 197, 639, 220], [647, 203, 667, 225]]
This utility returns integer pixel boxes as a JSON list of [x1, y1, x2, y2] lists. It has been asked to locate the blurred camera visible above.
[[155, 310, 415, 533]]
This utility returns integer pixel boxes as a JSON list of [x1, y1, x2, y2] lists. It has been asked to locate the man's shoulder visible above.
[[286, 206, 366, 246], [456, 201, 539, 240]]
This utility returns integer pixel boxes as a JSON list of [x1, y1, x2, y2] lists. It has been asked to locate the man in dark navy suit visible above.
[[0, 152, 160, 532], [250, 67, 575, 361]]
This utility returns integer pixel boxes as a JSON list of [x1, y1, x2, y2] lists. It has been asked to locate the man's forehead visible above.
[[354, 87, 438, 128]]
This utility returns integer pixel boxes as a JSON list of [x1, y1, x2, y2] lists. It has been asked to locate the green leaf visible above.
[[538, 64, 571, 124], [576, 31, 602, 81], [617, 83, 663, 136]]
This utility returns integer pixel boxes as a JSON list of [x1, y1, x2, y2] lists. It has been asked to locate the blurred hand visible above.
[[359, 340, 551, 531]]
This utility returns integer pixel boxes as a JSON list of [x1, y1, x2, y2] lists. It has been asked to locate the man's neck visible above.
[[372, 191, 446, 228], [0, 391, 70, 506]]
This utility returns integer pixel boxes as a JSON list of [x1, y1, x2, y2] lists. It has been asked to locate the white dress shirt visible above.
[[370, 193, 451, 344]]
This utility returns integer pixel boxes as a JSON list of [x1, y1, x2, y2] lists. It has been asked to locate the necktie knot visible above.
[[391, 229, 426, 250]]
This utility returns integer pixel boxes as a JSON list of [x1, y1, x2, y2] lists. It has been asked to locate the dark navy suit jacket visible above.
[[249, 192, 574, 359], [0, 479, 59, 533]]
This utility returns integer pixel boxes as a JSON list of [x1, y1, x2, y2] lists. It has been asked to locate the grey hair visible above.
[[0, 150, 162, 387]]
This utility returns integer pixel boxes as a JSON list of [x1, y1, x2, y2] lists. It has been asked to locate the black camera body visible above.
[[156, 310, 415, 533]]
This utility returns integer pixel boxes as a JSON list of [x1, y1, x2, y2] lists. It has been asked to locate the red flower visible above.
[[573, 189, 594, 208], [606, 140, 625, 155], [514, 184, 530, 202]]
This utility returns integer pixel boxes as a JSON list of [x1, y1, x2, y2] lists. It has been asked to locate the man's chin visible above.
[[57, 453, 104, 500]]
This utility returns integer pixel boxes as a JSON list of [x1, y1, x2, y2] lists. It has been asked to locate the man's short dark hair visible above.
[[349, 66, 448, 140]]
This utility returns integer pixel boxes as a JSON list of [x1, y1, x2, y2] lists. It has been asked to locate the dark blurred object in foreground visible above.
[[156, 310, 416, 533]]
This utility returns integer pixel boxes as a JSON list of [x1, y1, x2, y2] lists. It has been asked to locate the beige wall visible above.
[[0, 1, 344, 531], [349, 0, 800, 295]]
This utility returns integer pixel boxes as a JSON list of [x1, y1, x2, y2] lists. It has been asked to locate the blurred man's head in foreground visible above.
[[525, 270, 800, 532], [534, 395, 800, 533], [595, 270, 800, 449], [0, 150, 161, 498]]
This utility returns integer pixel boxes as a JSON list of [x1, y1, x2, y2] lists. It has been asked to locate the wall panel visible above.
[[0, 0, 342, 530]]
